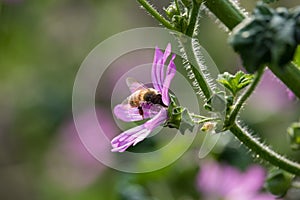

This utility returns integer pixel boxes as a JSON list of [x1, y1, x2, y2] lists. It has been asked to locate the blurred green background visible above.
[[1, 0, 300, 199]]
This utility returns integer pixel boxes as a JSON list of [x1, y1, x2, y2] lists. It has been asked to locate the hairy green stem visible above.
[[178, 37, 212, 100], [137, 0, 175, 30], [226, 67, 264, 127], [230, 123, 300, 176], [194, 117, 220, 124], [186, 0, 201, 37], [190, 113, 206, 119], [204, 0, 246, 30], [268, 63, 300, 98]]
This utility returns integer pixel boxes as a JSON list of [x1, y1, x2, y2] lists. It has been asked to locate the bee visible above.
[[123, 78, 167, 119]]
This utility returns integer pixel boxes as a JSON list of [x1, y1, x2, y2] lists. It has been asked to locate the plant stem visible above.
[[194, 117, 221, 124], [226, 67, 264, 127], [137, 0, 175, 30], [268, 63, 300, 98], [230, 123, 300, 176], [186, 0, 201, 37], [178, 37, 212, 100], [204, 0, 246, 30], [190, 113, 206, 119]]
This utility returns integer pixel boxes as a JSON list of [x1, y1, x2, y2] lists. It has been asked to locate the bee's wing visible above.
[[121, 95, 130, 106], [126, 77, 147, 93], [114, 103, 160, 122]]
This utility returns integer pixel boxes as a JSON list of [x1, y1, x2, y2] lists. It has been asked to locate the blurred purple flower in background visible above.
[[111, 43, 176, 152], [45, 107, 115, 191], [249, 69, 296, 113], [197, 160, 277, 200]]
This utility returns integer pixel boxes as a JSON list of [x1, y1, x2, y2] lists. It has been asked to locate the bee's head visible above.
[[143, 91, 156, 102], [144, 90, 165, 106]]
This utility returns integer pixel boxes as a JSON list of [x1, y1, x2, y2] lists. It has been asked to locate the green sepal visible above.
[[287, 122, 300, 150], [265, 168, 294, 197], [164, 94, 194, 134], [217, 71, 254, 96]]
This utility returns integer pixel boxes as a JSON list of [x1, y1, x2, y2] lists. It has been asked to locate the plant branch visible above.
[[194, 117, 221, 124], [268, 63, 300, 98], [204, 0, 246, 30], [137, 0, 175, 30], [177, 37, 212, 100], [230, 122, 300, 176], [186, 0, 201, 37]]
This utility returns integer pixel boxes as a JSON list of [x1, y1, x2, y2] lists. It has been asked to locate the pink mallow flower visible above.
[[197, 161, 277, 200], [111, 43, 176, 152]]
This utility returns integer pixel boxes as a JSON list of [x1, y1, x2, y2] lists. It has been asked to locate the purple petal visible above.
[[151, 43, 172, 94], [160, 43, 171, 86], [162, 54, 176, 105], [114, 104, 160, 122], [111, 108, 167, 152], [287, 89, 296, 100], [144, 109, 168, 131], [152, 47, 164, 92], [111, 125, 151, 152]]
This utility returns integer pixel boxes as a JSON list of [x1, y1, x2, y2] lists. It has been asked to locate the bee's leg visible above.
[[138, 106, 144, 119]]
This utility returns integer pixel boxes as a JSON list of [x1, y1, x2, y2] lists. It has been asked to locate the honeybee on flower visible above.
[[120, 77, 167, 119], [111, 43, 176, 152]]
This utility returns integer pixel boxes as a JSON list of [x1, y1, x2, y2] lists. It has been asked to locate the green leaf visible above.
[[217, 71, 254, 96]]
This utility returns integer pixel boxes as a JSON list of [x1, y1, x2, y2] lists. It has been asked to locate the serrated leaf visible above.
[[217, 71, 254, 96]]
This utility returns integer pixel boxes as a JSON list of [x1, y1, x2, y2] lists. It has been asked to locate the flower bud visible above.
[[265, 168, 293, 197], [164, 4, 179, 19], [287, 122, 300, 150]]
